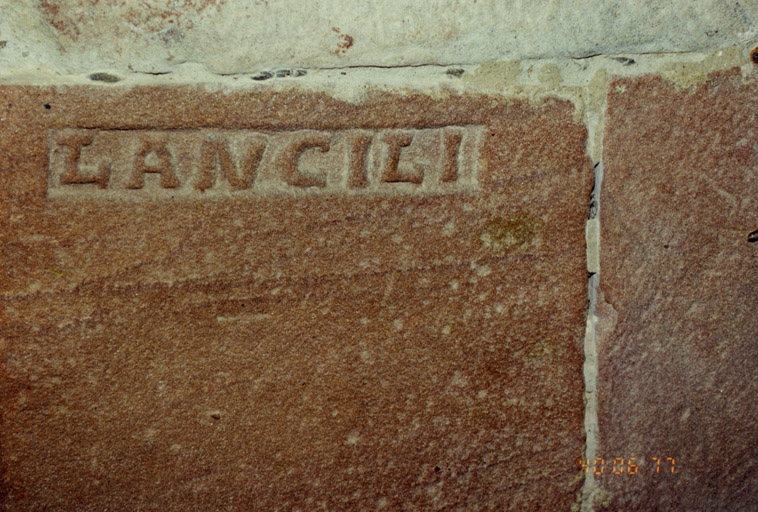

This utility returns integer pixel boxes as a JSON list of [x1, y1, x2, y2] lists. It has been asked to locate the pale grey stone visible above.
[[0, 0, 756, 75]]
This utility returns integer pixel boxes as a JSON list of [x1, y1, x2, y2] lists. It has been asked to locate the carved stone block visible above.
[[596, 70, 758, 510], [0, 86, 591, 510]]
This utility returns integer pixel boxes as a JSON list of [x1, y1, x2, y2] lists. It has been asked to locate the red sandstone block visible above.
[[0, 86, 590, 510], [596, 69, 758, 510]]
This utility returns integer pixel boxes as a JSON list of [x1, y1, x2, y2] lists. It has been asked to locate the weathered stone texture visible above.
[[596, 69, 758, 510], [0, 86, 591, 510], [1, 0, 757, 74]]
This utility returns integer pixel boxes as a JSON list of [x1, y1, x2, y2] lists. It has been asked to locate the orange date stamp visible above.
[[579, 457, 676, 475]]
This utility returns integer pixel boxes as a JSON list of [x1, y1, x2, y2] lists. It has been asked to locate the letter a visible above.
[[127, 138, 179, 189]]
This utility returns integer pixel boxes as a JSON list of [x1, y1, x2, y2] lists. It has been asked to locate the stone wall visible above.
[[1, 2, 757, 510]]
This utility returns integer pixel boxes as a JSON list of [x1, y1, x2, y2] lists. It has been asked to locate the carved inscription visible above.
[[47, 127, 484, 198]]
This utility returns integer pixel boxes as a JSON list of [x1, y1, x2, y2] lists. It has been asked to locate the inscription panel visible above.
[[1, 86, 591, 512], [47, 126, 484, 198]]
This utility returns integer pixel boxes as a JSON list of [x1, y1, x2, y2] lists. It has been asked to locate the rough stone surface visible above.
[[1, 0, 757, 74], [0, 85, 591, 510], [596, 69, 758, 510]]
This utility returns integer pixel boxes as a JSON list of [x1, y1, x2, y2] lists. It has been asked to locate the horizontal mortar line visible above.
[[300, 48, 731, 68], [151, 59, 463, 74], [123, 49, 728, 75], [7, 47, 727, 83], [286, 63, 462, 71], [569, 49, 696, 61]]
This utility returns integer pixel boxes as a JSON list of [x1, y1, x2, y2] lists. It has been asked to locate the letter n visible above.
[[195, 137, 266, 192]]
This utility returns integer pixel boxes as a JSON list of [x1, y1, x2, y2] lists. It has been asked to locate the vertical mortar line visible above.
[[581, 158, 603, 511], [575, 67, 610, 510]]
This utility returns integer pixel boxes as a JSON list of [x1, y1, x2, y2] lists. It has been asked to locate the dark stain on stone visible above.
[[158, 27, 185, 44], [251, 71, 272, 81], [523, 336, 560, 362], [0, 41, 7, 49], [612, 57, 635, 66], [446, 68, 465, 78], [340, 34, 354, 50], [480, 213, 543, 252], [274, 69, 307, 78], [89, 72, 121, 83], [39, 0, 228, 45], [751, 47, 758, 64], [39, 0, 79, 39], [331, 27, 354, 55]]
